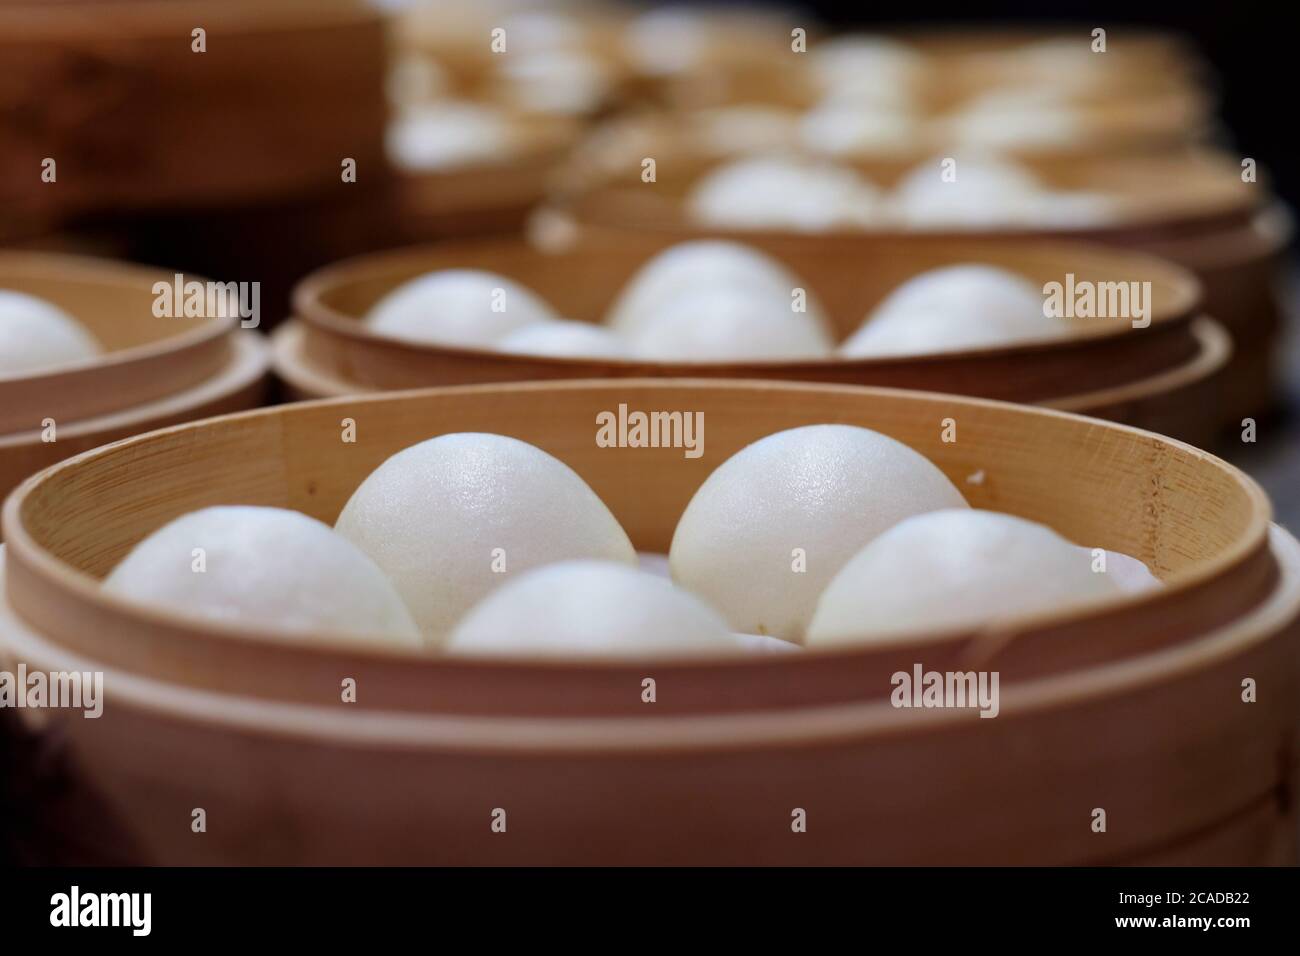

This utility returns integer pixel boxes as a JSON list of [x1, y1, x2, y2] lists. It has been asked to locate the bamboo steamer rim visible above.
[[0, 330, 266, 451], [269, 315, 1228, 430], [827, 30, 1202, 87], [1145, 204, 1295, 271], [2, 524, 1295, 754], [0, 252, 236, 392], [562, 199, 1264, 262], [391, 114, 582, 230], [0, 332, 268, 515], [0, 378, 1273, 677], [608, 98, 1211, 167], [632, 26, 1205, 109], [559, 147, 1262, 238], [564, 187, 1260, 246], [893, 24, 1195, 49], [269, 315, 1230, 430], [269, 321, 371, 398], [291, 234, 1202, 370], [395, 144, 576, 219], [396, 111, 581, 178], [1045, 315, 1230, 413]]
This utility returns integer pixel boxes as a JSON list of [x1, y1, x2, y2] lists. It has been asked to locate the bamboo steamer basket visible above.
[[0, 519, 1296, 865], [560, 148, 1256, 249], [0, 331, 267, 512], [1133, 204, 1292, 426], [646, 26, 1208, 132], [0, 0, 388, 221], [0, 253, 240, 433], [583, 92, 1209, 171], [906, 26, 1199, 68], [0, 380, 1283, 721], [391, 3, 637, 117], [392, 115, 583, 241], [270, 317, 1231, 451], [557, 148, 1285, 422], [276, 234, 1225, 446], [616, 5, 806, 101], [666, 99, 1208, 162], [0, 253, 269, 510]]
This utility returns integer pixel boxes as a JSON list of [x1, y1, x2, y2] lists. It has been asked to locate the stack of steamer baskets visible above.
[[0, 380, 1297, 864], [1, 14, 1297, 868], [553, 147, 1284, 431], [544, 25, 1290, 427], [0, 254, 267, 514], [382, 1, 635, 242]]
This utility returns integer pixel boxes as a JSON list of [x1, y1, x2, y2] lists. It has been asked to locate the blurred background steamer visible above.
[[552, 143, 1285, 432], [2, 1, 1289, 412], [0, 0, 610, 322], [274, 234, 1226, 447], [0, 253, 268, 525], [423, 9, 1285, 432]]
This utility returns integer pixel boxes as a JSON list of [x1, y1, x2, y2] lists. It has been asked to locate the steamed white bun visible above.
[[893, 156, 1118, 228], [800, 105, 920, 157], [627, 286, 834, 362], [0, 290, 101, 376], [496, 320, 628, 359], [623, 8, 710, 76], [386, 101, 515, 171], [946, 94, 1083, 150], [335, 433, 635, 644], [687, 158, 883, 232], [497, 50, 612, 116], [605, 240, 827, 337], [365, 269, 558, 348], [806, 509, 1124, 645], [446, 559, 743, 657], [893, 156, 1046, 227], [670, 424, 968, 641], [1096, 548, 1163, 594], [500, 10, 588, 53], [693, 105, 802, 156], [867, 265, 1045, 321], [103, 506, 420, 646], [811, 36, 924, 108], [841, 264, 1069, 357]]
